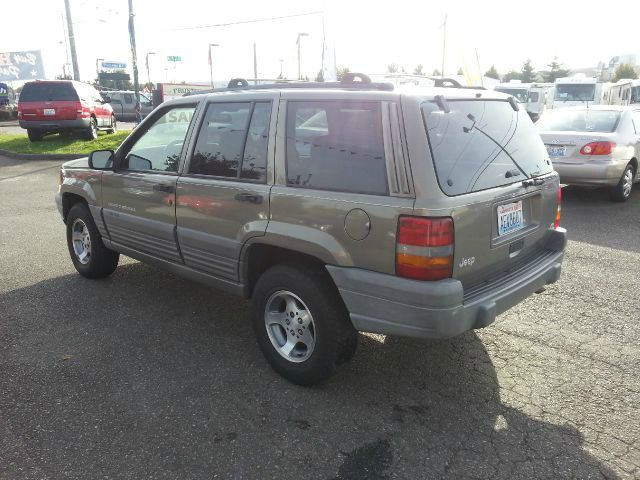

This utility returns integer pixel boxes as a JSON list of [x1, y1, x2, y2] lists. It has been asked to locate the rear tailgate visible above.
[[19, 100, 78, 121], [419, 97, 559, 289], [19, 82, 79, 121]]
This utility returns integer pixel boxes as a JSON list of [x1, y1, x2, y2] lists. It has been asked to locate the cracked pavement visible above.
[[0, 156, 638, 479]]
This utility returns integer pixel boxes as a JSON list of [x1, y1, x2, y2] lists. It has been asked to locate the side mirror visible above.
[[88, 150, 114, 170], [102, 97, 111, 103]]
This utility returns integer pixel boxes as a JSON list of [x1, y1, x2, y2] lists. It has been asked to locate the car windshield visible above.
[[631, 86, 640, 104], [554, 84, 596, 102], [20, 82, 78, 102], [422, 99, 552, 196], [536, 109, 620, 133], [495, 87, 529, 103]]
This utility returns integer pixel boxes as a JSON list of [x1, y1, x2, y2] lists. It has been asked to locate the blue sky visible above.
[[1, 0, 637, 84]]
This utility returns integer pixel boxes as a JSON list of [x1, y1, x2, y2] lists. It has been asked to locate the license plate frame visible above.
[[546, 145, 566, 157], [43, 108, 56, 116], [497, 201, 524, 236]]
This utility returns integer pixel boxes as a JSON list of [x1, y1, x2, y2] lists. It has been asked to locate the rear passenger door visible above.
[[268, 94, 415, 275], [176, 92, 277, 281]]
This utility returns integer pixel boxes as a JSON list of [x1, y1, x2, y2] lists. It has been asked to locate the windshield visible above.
[[20, 82, 79, 102], [495, 87, 529, 103], [422, 100, 552, 196], [554, 84, 596, 102], [631, 86, 640, 104], [536, 109, 620, 133]]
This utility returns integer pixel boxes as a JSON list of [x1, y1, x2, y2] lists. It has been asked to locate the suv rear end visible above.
[[18, 80, 112, 141], [328, 88, 566, 338]]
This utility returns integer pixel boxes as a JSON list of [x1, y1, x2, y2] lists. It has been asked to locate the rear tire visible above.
[[66, 202, 119, 279], [84, 117, 98, 140], [610, 164, 635, 202], [106, 115, 117, 134], [27, 129, 43, 142], [251, 264, 358, 385]]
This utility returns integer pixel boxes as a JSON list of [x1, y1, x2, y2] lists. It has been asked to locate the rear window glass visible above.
[[495, 87, 529, 103], [20, 82, 78, 102], [536, 109, 620, 133], [422, 100, 552, 196]]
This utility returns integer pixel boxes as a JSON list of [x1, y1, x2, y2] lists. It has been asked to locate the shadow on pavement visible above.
[[0, 262, 620, 479], [561, 185, 640, 253]]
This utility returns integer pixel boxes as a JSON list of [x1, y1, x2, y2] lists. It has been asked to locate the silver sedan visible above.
[[537, 106, 640, 201]]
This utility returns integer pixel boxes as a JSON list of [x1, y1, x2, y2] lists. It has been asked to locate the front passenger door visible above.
[[101, 104, 197, 263]]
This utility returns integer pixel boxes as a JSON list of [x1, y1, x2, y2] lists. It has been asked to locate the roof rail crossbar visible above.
[[183, 74, 394, 96]]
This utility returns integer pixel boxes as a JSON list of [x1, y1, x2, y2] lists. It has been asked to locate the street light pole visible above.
[[209, 43, 219, 88], [296, 32, 308, 80], [145, 51, 155, 88]]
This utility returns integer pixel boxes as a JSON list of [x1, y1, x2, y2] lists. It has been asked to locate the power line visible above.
[[167, 11, 322, 32]]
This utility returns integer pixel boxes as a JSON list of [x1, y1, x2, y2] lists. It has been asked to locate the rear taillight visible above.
[[555, 185, 562, 229], [580, 141, 615, 155], [75, 101, 89, 118], [17, 104, 22, 119], [396, 216, 454, 281]]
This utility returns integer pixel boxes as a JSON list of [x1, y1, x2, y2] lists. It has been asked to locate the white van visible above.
[[607, 79, 640, 105], [550, 75, 604, 109]]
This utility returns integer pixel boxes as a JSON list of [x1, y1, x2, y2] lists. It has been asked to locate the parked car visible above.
[[103, 91, 154, 122], [537, 106, 640, 201], [55, 76, 566, 385], [18, 80, 116, 141]]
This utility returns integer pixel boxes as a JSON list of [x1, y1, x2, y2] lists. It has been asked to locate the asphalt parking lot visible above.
[[1, 155, 638, 480]]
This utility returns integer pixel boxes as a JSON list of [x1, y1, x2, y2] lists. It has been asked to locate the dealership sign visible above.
[[160, 83, 210, 102], [0, 51, 45, 81], [101, 61, 127, 70]]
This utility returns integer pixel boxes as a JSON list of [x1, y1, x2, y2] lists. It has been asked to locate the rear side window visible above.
[[423, 100, 552, 196], [124, 93, 133, 104], [286, 101, 387, 195], [189, 101, 271, 182], [20, 82, 79, 102]]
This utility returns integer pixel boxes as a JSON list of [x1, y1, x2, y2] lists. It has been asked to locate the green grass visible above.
[[0, 131, 131, 155]]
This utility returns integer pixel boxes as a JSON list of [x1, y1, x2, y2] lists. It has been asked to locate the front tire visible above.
[[610, 164, 635, 202], [84, 117, 98, 140], [106, 115, 117, 134], [66, 203, 119, 278], [252, 264, 358, 385]]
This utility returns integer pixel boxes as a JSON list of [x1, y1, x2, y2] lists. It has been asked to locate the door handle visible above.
[[153, 183, 175, 193], [234, 192, 263, 204]]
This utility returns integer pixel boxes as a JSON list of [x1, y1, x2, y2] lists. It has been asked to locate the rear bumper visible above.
[[327, 228, 567, 339], [19, 118, 91, 131], [553, 160, 627, 187]]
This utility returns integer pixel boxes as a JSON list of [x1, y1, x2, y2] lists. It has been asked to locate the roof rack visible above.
[[183, 73, 395, 96]]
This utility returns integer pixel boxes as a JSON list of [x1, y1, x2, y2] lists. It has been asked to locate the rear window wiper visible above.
[[463, 113, 531, 179]]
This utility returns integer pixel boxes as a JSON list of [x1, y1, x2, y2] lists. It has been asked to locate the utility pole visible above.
[[441, 13, 447, 77], [63, 0, 80, 81], [145, 51, 155, 88], [127, 0, 140, 111], [253, 42, 258, 85], [296, 33, 308, 80], [209, 43, 219, 88], [95, 58, 103, 83]]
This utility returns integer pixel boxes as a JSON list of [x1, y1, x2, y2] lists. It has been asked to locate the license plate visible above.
[[546, 145, 566, 157], [497, 201, 524, 236], [43, 109, 56, 116]]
